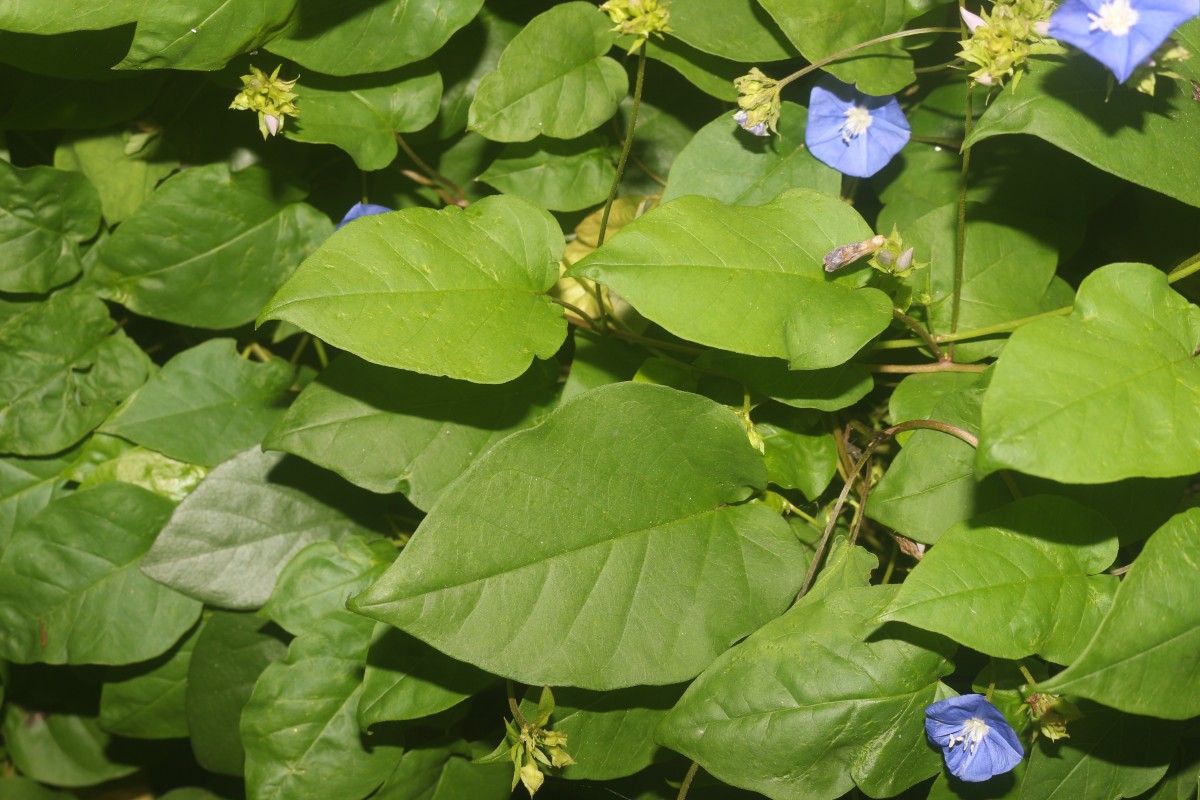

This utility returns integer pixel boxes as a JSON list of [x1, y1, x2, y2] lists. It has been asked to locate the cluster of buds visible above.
[[229, 64, 300, 139], [495, 688, 575, 796], [1129, 39, 1192, 95], [1025, 692, 1083, 742], [732, 68, 782, 137], [599, 0, 671, 54], [958, 0, 1065, 89]]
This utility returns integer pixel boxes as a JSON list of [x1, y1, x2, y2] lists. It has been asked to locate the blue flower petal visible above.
[[1049, 0, 1200, 82], [925, 694, 1024, 783], [336, 201, 393, 230], [805, 77, 910, 178]]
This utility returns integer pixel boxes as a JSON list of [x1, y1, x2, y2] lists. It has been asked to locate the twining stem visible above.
[[950, 67, 976, 360], [867, 361, 987, 374], [1017, 663, 1039, 687], [774, 27, 960, 90], [597, 47, 648, 248], [550, 296, 600, 328], [892, 308, 944, 360], [676, 761, 701, 800], [795, 419, 977, 602], [1168, 251, 1200, 283], [395, 134, 468, 205], [874, 305, 1074, 349], [507, 680, 530, 727]]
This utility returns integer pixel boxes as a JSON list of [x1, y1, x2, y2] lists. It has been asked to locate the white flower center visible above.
[[841, 106, 873, 142], [1088, 0, 1140, 36], [948, 717, 992, 754]]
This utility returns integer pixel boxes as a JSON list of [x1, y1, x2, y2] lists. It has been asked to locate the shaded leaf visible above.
[[479, 135, 616, 212], [2, 704, 138, 788], [0, 161, 101, 292], [99, 619, 202, 739], [54, 128, 178, 225], [116, 0, 294, 71]]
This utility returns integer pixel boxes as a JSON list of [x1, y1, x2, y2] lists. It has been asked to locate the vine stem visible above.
[[867, 361, 986, 374], [949, 16, 976, 361], [507, 680, 530, 727], [794, 419, 977, 602], [395, 134, 468, 206], [892, 308, 944, 360], [1168, 251, 1200, 283], [774, 27, 960, 90], [676, 761, 701, 800], [874, 305, 1074, 349]]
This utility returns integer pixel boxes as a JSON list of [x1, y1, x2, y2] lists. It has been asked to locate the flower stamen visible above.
[[1088, 0, 1140, 36], [840, 106, 874, 142]]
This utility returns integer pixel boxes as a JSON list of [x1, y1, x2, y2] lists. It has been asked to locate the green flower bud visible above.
[[957, 0, 1064, 90], [1026, 692, 1083, 742], [229, 64, 301, 140], [1130, 40, 1192, 96], [732, 68, 782, 136], [599, 0, 671, 54]]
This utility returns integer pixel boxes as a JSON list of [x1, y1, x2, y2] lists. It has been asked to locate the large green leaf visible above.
[[141, 447, 385, 609], [115, 0, 294, 71], [518, 685, 684, 780], [0, 292, 151, 456], [54, 129, 178, 225], [1041, 509, 1200, 719], [259, 195, 567, 384], [879, 496, 1118, 665], [478, 135, 616, 212], [2, 704, 138, 788], [696, 351, 873, 412], [667, 0, 795, 61], [359, 625, 495, 728], [351, 382, 805, 689], [102, 339, 295, 468], [241, 619, 403, 800], [468, 2, 627, 142], [187, 611, 289, 776], [285, 65, 443, 171], [0, 450, 74, 549], [374, 743, 512, 800], [93, 164, 333, 329], [978, 263, 1200, 482], [0, 1, 143, 34], [265, 356, 559, 510], [433, 8, 521, 138], [657, 586, 953, 800], [965, 58, 1200, 209], [756, 0, 917, 94], [0, 483, 201, 665], [642, 36, 742, 100], [99, 619, 202, 739], [663, 103, 839, 206], [0, 161, 101, 292], [1017, 702, 1176, 800], [264, 0, 483, 76], [570, 190, 892, 370], [909, 202, 1060, 362]]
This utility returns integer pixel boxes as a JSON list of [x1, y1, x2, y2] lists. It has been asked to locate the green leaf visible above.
[[561, 332, 645, 402], [696, 351, 873, 412], [359, 625, 495, 728], [53, 129, 178, 225], [0, 1, 141, 34], [468, 2, 627, 142], [0, 161, 101, 292], [910, 202, 1060, 362], [115, 0, 293, 71], [285, 65, 443, 171], [351, 382, 806, 689], [266, 356, 559, 510], [478, 135, 616, 212], [102, 339, 295, 468], [757, 410, 839, 500], [433, 8, 522, 138], [187, 611, 289, 776], [141, 447, 386, 609], [0, 27, 136, 79], [265, 0, 484, 76], [657, 586, 953, 800], [965, 58, 1200, 209], [1016, 702, 1176, 800], [869, 371, 1013, 544], [259, 195, 567, 384], [642, 37, 742, 100], [260, 537, 396, 638], [2, 704, 138, 788], [374, 743, 513, 800], [663, 103, 839, 206], [756, 0, 917, 94], [99, 619, 202, 739], [0, 450, 74, 550], [978, 263, 1200, 483], [0, 483, 201, 665], [1143, 737, 1200, 800], [570, 190, 892, 370], [77, 446, 207, 503], [93, 164, 333, 329], [241, 624, 403, 800], [0, 292, 151, 456], [667, 0, 796, 61], [0, 777, 74, 800], [1041, 509, 1200, 719], [879, 495, 1118, 665], [519, 685, 684, 780]]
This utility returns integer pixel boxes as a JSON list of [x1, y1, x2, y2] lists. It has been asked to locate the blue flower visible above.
[[925, 694, 1024, 782], [336, 201, 392, 230], [805, 77, 910, 178], [1048, 0, 1200, 83]]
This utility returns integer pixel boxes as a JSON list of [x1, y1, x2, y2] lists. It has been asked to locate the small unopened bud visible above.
[[264, 113, 280, 136], [960, 7, 987, 33], [895, 247, 915, 272], [1033, 19, 1050, 36], [876, 249, 896, 268]]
